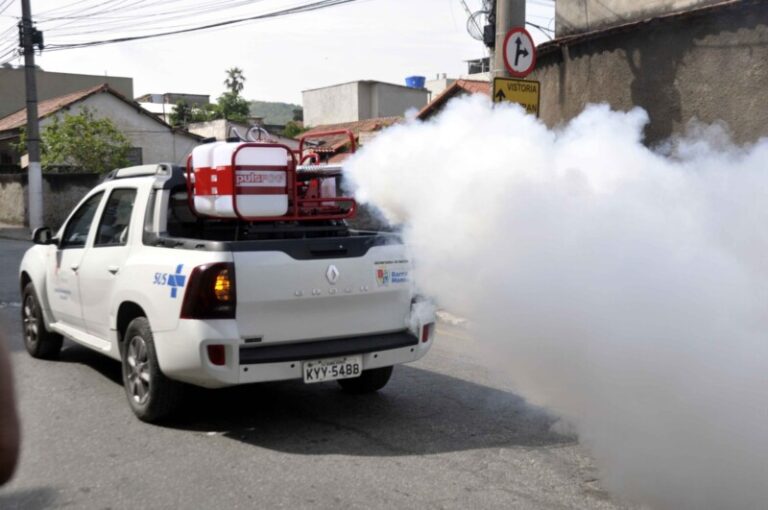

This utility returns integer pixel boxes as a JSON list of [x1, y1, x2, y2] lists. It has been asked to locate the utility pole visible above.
[[494, 0, 526, 78], [19, 0, 44, 230]]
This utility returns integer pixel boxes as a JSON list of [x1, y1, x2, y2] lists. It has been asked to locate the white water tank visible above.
[[211, 144, 290, 218], [190, 142, 224, 216]]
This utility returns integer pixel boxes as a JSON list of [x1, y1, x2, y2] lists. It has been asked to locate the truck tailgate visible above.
[[233, 242, 411, 343]]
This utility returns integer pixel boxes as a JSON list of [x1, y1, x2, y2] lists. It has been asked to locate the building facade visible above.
[[532, 0, 768, 145], [0, 84, 201, 169], [556, 0, 727, 36], [302, 80, 428, 127]]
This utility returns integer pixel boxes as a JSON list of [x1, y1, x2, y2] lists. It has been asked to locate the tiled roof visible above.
[[417, 79, 491, 120], [0, 83, 186, 135], [300, 116, 401, 152]]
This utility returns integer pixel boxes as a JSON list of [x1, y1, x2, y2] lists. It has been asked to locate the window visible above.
[[126, 147, 143, 166], [95, 188, 137, 247], [60, 192, 104, 249]]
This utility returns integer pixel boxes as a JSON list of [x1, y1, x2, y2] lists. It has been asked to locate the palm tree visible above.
[[224, 67, 245, 96]]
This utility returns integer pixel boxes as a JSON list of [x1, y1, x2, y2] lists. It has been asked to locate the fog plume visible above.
[[345, 96, 768, 510]]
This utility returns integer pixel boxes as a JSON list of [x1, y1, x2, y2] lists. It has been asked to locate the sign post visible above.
[[495, 27, 540, 116]]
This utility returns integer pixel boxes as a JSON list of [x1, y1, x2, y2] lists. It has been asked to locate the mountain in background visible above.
[[249, 100, 302, 126]]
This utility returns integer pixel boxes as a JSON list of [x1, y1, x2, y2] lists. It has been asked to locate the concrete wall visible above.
[[556, 0, 725, 36], [46, 94, 200, 166], [365, 82, 428, 119], [0, 173, 100, 228], [0, 68, 133, 118], [532, 3, 768, 146], [303, 81, 428, 126], [186, 119, 234, 141], [425, 76, 457, 102], [303, 82, 360, 126]]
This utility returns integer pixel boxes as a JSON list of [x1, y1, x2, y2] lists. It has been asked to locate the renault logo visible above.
[[326, 265, 340, 284]]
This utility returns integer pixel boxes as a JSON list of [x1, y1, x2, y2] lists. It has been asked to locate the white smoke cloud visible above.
[[344, 95, 768, 510]]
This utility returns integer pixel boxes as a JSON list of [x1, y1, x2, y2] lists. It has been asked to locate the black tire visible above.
[[337, 366, 393, 394], [21, 282, 63, 360], [121, 317, 185, 423]]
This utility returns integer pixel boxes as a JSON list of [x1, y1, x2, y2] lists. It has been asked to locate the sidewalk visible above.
[[0, 223, 30, 242]]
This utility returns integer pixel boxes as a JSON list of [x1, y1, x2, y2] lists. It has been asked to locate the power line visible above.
[[526, 21, 553, 40], [0, 0, 15, 17], [0, 0, 365, 65], [44, 0, 362, 51], [42, 0, 273, 38]]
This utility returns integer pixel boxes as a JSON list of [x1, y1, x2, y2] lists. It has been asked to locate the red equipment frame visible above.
[[297, 129, 357, 161], [185, 136, 357, 222]]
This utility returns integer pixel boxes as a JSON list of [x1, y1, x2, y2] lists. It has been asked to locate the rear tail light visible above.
[[207, 345, 226, 366], [180, 262, 236, 319], [421, 323, 433, 343], [213, 269, 233, 301]]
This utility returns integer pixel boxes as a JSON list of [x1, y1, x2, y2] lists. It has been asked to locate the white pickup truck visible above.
[[18, 163, 434, 422]]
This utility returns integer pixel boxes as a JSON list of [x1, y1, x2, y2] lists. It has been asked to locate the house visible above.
[[303, 80, 428, 127], [297, 116, 401, 163], [0, 66, 133, 119], [0, 84, 202, 169], [416, 80, 491, 121], [298, 80, 492, 158], [424, 74, 457, 102]]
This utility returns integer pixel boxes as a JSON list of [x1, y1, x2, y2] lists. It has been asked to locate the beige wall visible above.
[[303, 81, 428, 126], [556, 0, 725, 36], [303, 82, 360, 126], [363, 82, 428, 120], [0, 68, 133, 119], [425, 76, 456, 102], [533, 4, 768, 146]]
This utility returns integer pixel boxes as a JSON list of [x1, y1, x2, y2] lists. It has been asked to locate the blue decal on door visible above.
[[153, 264, 186, 298]]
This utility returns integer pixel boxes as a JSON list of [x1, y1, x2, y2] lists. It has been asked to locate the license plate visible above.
[[303, 355, 362, 384]]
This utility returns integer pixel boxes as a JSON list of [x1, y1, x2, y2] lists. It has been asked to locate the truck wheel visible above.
[[121, 317, 184, 423], [21, 282, 63, 359], [337, 366, 393, 394]]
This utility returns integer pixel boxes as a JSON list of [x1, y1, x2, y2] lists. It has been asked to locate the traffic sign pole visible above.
[[494, 0, 525, 79]]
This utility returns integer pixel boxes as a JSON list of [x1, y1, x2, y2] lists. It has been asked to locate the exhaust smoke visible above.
[[344, 96, 768, 510]]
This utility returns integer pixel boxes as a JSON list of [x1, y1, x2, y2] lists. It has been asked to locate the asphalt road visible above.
[[0, 237, 632, 510]]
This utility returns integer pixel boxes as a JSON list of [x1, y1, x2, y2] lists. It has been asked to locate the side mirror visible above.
[[32, 227, 56, 245]]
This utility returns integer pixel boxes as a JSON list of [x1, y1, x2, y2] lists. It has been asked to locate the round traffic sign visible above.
[[503, 27, 537, 78]]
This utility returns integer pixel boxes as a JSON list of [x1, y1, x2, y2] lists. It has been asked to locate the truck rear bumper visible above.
[[153, 320, 431, 388]]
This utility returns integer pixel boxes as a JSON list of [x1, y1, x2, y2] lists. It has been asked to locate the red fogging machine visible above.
[[185, 129, 357, 222]]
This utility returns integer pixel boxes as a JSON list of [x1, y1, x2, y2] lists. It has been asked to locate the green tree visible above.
[[282, 121, 308, 139], [169, 100, 217, 127], [215, 91, 250, 122], [170, 99, 193, 127], [17, 108, 131, 173], [224, 67, 245, 95]]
